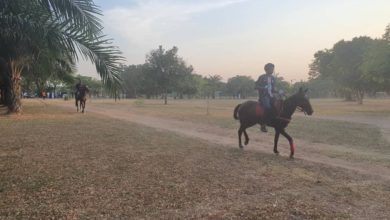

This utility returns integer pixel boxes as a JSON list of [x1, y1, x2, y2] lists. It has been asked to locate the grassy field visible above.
[[92, 97, 390, 116], [89, 98, 390, 153], [1, 101, 390, 219]]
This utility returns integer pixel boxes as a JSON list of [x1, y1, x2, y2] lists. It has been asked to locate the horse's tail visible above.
[[233, 104, 241, 120]]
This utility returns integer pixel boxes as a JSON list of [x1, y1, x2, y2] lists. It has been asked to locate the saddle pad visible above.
[[256, 103, 265, 117]]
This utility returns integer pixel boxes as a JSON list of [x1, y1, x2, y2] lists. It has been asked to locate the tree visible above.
[[361, 39, 390, 93], [308, 49, 334, 80], [145, 46, 192, 104], [204, 75, 224, 99], [309, 37, 375, 104], [383, 24, 390, 41], [120, 64, 145, 98], [175, 73, 198, 99], [226, 75, 255, 99], [0, 0, 123, 113], [274, 75, 291, 94], [191, 74, 208, 98]]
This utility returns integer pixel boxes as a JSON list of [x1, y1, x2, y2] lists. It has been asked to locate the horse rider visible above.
[[255, 63, 276, 132], [75, 78, 82, 98]]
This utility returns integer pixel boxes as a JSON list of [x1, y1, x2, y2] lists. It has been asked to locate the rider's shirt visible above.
[[255, 73, 275, 98]]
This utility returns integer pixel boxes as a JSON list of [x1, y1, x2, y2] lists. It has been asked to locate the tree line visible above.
[[306, 24, 390, 104], [119, 45, 292, 104]]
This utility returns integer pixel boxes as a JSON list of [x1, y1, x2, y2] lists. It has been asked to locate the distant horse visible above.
[[233, 88, 313, 158], [75, 85, 89, 113]]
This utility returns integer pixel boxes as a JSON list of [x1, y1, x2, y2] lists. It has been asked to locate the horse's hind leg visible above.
[[238, 124, 250, 148], [243, 130, 249, 145], [273, 129, 280, 154]]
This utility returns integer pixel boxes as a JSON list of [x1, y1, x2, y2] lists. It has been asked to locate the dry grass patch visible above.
[[1, 103, 390, 219]]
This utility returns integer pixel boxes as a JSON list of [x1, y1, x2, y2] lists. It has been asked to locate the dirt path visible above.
[[52, 100, 390, 181]]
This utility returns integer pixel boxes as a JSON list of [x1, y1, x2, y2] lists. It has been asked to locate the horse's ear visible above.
[[304, 88, 308, 93]]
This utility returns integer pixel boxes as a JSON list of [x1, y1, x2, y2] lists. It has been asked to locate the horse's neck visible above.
[[280, 97, 297, 119]]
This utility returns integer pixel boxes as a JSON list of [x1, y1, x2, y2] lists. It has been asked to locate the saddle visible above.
[[255, 96, 284, 119]]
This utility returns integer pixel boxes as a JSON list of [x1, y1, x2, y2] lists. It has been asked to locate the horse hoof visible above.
[[274, 150, 279, 154], [289, 154, 294, 159], [244, 140, 249, 145], [239, 145, 244, 149]]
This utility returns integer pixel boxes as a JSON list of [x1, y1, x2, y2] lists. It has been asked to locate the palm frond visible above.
[[39, 0, 103, 36], [0, 0, 124, 94]]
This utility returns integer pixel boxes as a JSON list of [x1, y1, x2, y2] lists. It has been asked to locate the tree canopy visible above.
[[309, 32, 390, 103], [0, 0, 123, 112]]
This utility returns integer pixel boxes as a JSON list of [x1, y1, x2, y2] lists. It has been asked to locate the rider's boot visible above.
[[260, 123, 268, 132], [259, 111, 268, 132]]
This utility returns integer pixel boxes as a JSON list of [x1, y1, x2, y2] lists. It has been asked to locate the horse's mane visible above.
[[278, 92, 300, 119]]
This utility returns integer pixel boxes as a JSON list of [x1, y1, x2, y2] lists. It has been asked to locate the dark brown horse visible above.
[[75, 85, 89, 113], [233, 88, 313, 158]]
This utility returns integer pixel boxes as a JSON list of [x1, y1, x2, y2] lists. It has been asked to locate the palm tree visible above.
[[205, 75, 223, 99], [0, 0, 123, 113]]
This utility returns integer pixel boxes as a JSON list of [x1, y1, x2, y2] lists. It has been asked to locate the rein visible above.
[[296, 106, 307, 115], [276, 116, 291, 123], [274, 97, 306, 123]]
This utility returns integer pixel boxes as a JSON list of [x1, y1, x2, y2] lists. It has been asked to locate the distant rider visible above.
[[75, 79, 81, 98]]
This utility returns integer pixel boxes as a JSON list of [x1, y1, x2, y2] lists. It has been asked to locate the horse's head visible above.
[[293, 87, 313, 115]]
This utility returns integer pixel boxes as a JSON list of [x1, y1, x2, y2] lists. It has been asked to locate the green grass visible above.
[[288, 117, 389, 152], [309, 98, 390, 116]]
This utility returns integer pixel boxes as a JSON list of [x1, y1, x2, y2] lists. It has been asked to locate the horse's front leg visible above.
[[76, 100, 79, 112], [274, 129, 280, 154], [280, 129, 294, 158], [238, 125, 245, 148]]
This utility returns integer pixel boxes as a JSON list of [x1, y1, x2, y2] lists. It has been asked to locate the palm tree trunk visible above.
[[7, 60, 23, 113]]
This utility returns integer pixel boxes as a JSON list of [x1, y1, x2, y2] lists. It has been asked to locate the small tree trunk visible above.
[[206, 98, 209, 115], [356, 90, 364, 105]]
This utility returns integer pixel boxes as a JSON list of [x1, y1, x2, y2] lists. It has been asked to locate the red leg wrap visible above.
[[290, 142, 295, 153]]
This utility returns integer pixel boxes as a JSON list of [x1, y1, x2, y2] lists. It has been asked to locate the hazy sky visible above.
[[78, 0, 390, 82]]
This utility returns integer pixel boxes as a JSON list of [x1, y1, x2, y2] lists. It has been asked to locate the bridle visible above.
[[296, 106, 308, 115], [275, 99, 308, 122]]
